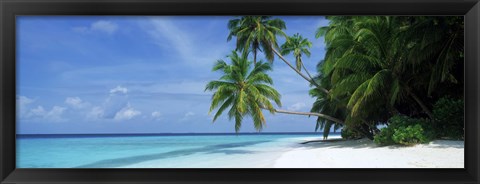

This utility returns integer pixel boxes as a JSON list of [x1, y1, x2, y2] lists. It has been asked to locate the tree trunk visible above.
[[360, 124, 375, 140], [271, 108, 344, 125], [301, 62, 316, 83], [271, 46, 329, 94], [406, 87, 434, 119], [253, 49, 257, 65]]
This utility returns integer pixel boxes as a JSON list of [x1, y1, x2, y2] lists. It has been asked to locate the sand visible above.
[[274, 137, 464, 168]]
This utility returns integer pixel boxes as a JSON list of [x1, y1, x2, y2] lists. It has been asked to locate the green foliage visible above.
[[280, 33, 313, 71], [341, 127, 363, 140], [391, 124, 428, 146], [433, 97, 464, 139], [205, 51, 281, 132], [373, 127, 395, 145], [314, 16, 464, 136], [227, 16, 287, 63], [374, 115, 434, 146]]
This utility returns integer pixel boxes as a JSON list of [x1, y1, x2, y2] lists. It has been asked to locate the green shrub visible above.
[[392, 124, 429, 146], [374, 115, 434, 146], [433, 97, 464, 139], [373, 127, 394, 145]]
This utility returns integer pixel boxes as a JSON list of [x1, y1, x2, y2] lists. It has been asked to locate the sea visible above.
[[16, 133, 341, 168]]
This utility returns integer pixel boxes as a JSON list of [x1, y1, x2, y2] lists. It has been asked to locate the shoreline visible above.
[[274, 137, 464, 168]]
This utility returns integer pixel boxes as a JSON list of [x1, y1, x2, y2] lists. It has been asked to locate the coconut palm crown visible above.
[[280, 33, 313, 71], [205, 51, 282, 132], [227, 16, 287, 64]]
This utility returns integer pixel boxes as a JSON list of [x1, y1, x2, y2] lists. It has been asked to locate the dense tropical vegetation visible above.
[[206, 16, 464, 145]]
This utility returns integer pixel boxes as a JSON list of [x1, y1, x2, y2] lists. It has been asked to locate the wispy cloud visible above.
[[288, 102, 307, 111], [17, 95, 35, 117], [110, 85, 128, 94], [28, 105, 67, 122], [180, 111, 196, 122], [87, 86, 142, 121], [73, 20, 118, 34], [17, 95, 67, 122], [143, 17, 232, 68], [148, 19, 194, 59], [151, 111, 162, 121], [114, 104, 142, 121], [65, 97, 89, 109]]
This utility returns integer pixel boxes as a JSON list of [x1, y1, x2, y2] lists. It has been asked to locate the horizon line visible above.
[[17, 132, 341, 136]]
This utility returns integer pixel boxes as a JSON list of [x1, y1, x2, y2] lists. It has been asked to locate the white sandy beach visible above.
[[274, 137, 464, 168], [117, 135, 464, 168]]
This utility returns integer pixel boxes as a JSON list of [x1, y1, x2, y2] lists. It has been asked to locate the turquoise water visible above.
[[16, 133, 335, 168]]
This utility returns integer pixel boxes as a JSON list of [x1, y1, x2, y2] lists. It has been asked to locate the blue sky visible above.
[[16, 16, 330, 134]]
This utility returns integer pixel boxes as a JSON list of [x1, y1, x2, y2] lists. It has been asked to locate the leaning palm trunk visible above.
[[301, 62, 316, 83], [260, 106, 344, 124], [406, 88, 434, 119], [271, 45, 329, 94], [253, 49, 257, 65], [275, 109, 344, 124]]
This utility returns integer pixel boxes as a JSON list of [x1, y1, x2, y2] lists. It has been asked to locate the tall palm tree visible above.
[[280, 33, 314, 78], [227, 16, 286, 65], [319, 16, 434, 121], [228, 16, 329, 94], [206, 51, 344, 132], [402, 16, 464, 96]]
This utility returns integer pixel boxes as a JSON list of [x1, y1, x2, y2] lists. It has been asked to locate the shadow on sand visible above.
[[298, 138, 464, 150], [76, 141, 266, 168]]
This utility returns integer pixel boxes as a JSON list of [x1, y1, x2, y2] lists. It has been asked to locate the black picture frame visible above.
[[1, 0, 479, 183]]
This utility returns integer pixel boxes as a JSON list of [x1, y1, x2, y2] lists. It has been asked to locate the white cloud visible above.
[[110, 85, 128, 94], [17, 96, 67, 122], [17, 95, 35, 118], [148, 19, 193, 58], [144, 18, 230, 68], [288, 102, 306, 111], [28, 105, 67, 122], [29, 106, 46, 117], [87, 86, 142, 121], [17, 95, 34, 106], [185, 111, 195, 117], [114, 105, 142, 121], [47, 106, 67, 121], [180, 111, 196, 122], [87, 106, 104, 119], [151, 111, 162, 120], [73, 20, 118, 34], [91, 21, 118, 34], [65, 97, 89, 109]]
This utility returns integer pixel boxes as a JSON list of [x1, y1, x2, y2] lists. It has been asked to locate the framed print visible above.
[[1, 0, 479, 183]]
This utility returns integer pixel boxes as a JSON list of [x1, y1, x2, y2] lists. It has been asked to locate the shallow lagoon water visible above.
[[16, 133, 337, 168]]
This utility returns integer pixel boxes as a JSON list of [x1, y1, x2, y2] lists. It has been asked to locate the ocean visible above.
[[16, 133, 340, 168]]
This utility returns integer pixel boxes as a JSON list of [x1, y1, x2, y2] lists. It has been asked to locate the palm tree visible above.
[[309, 70, 346, 139], [228, 16, 329, 94], [205, 51, 281, 132], [280, 33, 315, 79], [227, 16, 286, 65], [317, 17, 463, 123], [402, 16, 464, 96], [206, 51, 344, 132]]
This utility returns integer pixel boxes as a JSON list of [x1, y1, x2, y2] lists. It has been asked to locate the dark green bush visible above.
[[433, 97, 464, 139], [374, 115, 434, 146], [373, 127, 394, 145], [341, 127, 364, 140]]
